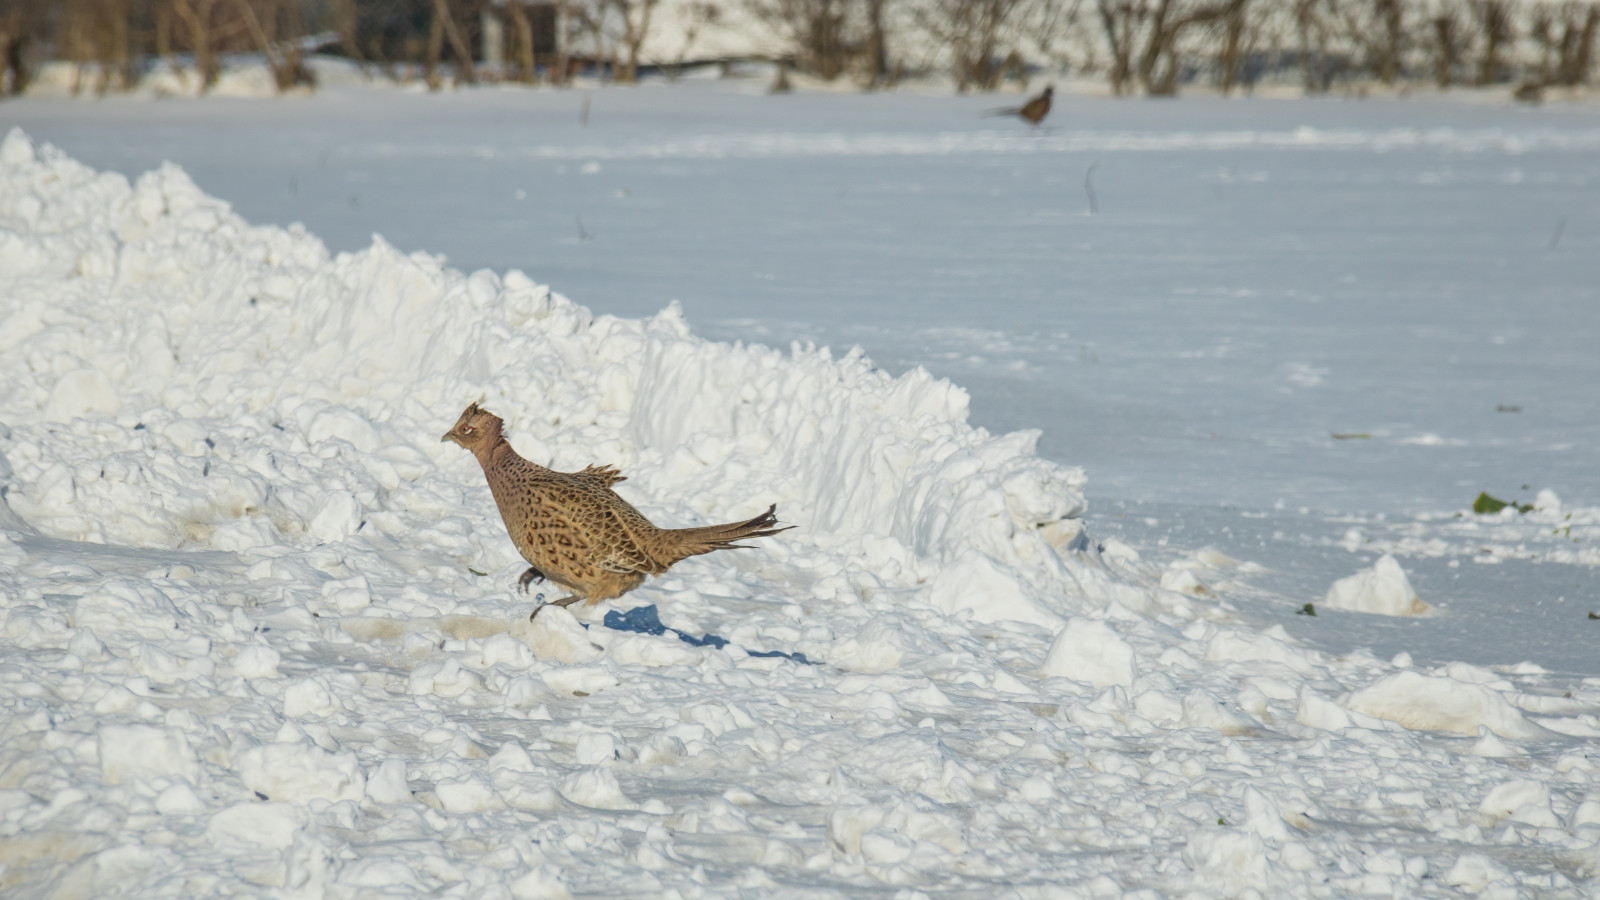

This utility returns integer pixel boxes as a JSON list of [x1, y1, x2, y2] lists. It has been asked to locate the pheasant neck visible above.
[[474, 434, 513, 469]]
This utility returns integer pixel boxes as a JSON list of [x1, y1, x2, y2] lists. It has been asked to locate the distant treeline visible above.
[[1, 0, 1594, 96]]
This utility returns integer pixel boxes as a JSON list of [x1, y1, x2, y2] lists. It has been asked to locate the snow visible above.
[[2, 82, 1599, 897], [1323, 553, 1428, 616]]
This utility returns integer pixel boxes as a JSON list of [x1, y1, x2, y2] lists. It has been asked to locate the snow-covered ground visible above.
[[2, 79, 1599, 897]]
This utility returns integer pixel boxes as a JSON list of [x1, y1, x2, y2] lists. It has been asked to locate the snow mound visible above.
[[1345, 670, 1545, 739], [0, 126, 1085, 608], [1323, 553, 1429, 616], [1039, 617, 1135, 687], [234, 740, 367, 804]]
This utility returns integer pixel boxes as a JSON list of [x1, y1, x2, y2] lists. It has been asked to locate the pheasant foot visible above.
[[529, 595, 583, 622]]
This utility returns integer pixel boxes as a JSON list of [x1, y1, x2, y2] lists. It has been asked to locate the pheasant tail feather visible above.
[[659, 504, 794, 564]]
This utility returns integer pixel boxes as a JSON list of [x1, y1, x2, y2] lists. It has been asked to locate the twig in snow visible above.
[[1550, 216, 1566, 250], [1085, 162, 1100, 216], [576, 215, 593, 242], [580, 96, 591, 127]]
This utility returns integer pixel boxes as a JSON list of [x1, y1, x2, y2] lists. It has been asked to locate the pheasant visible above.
[[441, 403, 793, 619], [987, 85, 1053, 127]]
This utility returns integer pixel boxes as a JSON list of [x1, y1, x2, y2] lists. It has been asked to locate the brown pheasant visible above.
[[987, 85, 1053, 127], [441, 402, 793, 619]]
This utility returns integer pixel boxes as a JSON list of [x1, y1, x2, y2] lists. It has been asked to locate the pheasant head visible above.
[[441, 402, 505, 458]]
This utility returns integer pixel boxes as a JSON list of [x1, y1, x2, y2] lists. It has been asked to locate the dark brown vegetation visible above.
[[3, 0, 1596, 97]]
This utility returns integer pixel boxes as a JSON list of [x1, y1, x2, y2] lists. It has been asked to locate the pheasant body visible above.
[[442, 403, 791, 613], [989, 85, 1053, 126]]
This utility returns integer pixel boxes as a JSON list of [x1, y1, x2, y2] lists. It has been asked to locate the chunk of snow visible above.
[[233, 741, 366, 804], [408, 657, 481, 698], [1181, 828, 1269, 893], [1324, 554, 1427, 616], [154, 781, 206, 815], [45, 368, 118, 421], [365, 759, 411, 804], [1039, 618, 1135, 688], [509, 867, 574, 900], [1445, 853, 1514, 893], [1345, 670, 1544, 739], [559, 767, 632, 809], [520, 607, 604, 664], [1295, 687, 1353, 732], [926, 551, 1059, 628], [574, 732, 618, 765], [230, 644, 282, 678], [1479, 780, 1559, 827], [99, 724, 199, 785], [208, 802, 306, 849], [307, 490, 363, 543], [1243, 787, 1291, 843], [320, 575, 372, 614], [435, 775, 505, 813], [284, 678, 338, 717]]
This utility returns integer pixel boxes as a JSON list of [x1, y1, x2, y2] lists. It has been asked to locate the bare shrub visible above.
[[745, 0, 891, 81], [1430, 1, 1467, 87], [0, 2, 48, 96], [1096, 0, 1243, 95], [1471, 0, 1513, 84], [1335, 0, 1407, 85], [915, 0, 1038, 90], [1529, 1, 1599, 85], [584, 0, 663, 82]]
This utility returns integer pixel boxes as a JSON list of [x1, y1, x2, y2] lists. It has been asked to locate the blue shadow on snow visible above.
[[603, 605, 813, 665]]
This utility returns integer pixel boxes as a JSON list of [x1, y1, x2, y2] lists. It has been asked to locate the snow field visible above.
[[2, 129, 1600, 896]]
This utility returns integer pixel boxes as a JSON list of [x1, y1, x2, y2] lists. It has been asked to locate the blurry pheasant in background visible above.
[[441, 403, 793, 619], [988, 85, 1054, 127]]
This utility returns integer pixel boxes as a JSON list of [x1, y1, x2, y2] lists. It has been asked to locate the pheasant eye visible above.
[[461, 425, 474, 435]]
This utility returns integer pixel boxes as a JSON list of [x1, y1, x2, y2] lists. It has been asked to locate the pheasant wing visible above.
[[518, 500, 595, 579], [571, 463, 627, 488]]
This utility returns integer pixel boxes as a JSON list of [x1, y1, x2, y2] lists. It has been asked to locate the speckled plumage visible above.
[[442, 403, 792, 616]]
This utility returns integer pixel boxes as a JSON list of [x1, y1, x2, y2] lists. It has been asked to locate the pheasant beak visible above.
[[441, 431, 458, 445]]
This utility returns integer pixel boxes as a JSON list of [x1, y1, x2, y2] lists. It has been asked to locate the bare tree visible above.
[[1530, 1, 1599, 85], [1430, 2, 1466, 86], [425, 0, 478, 88], [170, 0, 224, 89], [61, 0, 140, 92], [1567, 3, 1600, 84], [1295, 0, 1352, 92], [668, 1, 723, 74], [1471, 0, 1512, 84], [1210, 0, 1253, 93], [1097, 0, 1238, 96], [0, 3, 43, 96], [917, 0, 1036, 90], [863, 0, 889, 84], [747, 0, 886, 81], [503, 2, 539, 81], [1336, 0, 1406, 85], [1031, 0, 1091, 79], [593, 0, 662, 81], [1096, 0, 1136, 92]]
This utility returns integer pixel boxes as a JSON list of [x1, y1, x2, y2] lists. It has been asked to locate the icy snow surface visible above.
[[1, 85, 1599, 898]]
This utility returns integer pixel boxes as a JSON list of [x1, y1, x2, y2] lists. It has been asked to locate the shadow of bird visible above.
[[986, 85, 1054, 127]]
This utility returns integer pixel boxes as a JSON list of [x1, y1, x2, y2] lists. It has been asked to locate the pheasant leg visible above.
[[528, 595, 583, 622], [517, 566, 546, 593]]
